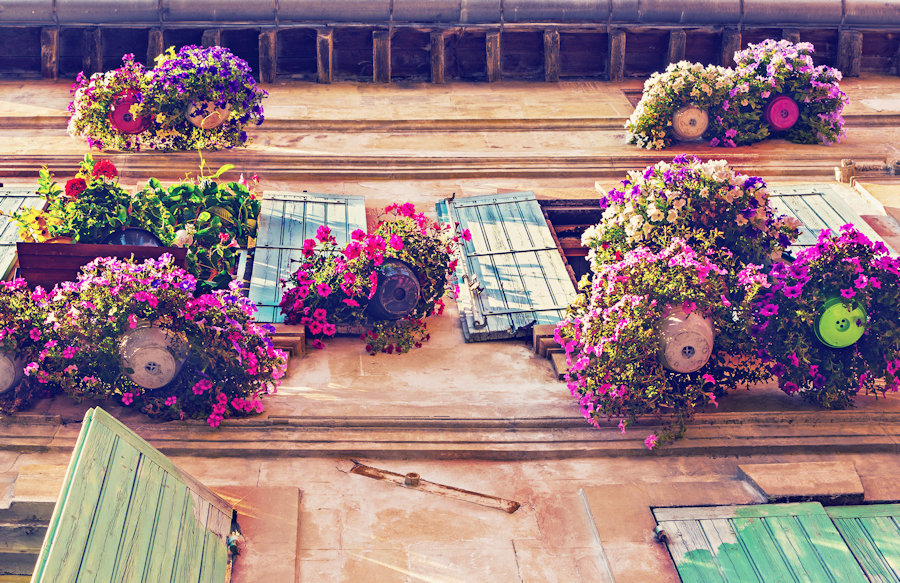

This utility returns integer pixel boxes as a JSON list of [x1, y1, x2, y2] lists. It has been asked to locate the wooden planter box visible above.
[[16, 242, 187, 289]]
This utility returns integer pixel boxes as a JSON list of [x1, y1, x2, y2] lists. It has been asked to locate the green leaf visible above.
[[210, 164, 235, 179]]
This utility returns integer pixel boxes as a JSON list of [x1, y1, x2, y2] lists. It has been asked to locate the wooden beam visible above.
[[147, 29, 163, 66], [781, 28, 801, 45], [373, 30, 391, 83], [720, 28, 741, 67], [666, 29, 686, 64], [259, 29, 277, 83], [608, 28, 625, 82], [430, 30, 447, 84], [486, 31, 501, 82], [838, 29, 863, 77], [201, 29, 222, 48], [316, 28, 333, 84], [83, 28, 102, 75], [543, 28, 560, 83], [40, 27, 58, 80]]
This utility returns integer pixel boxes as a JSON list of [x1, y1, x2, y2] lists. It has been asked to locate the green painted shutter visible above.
[[32, 407, 233, 583], [247, 192, 366, 323], [0, 186, 43, 279], [654, 502, 869, 583], [769, 184, 892, 256], [437, 192, 577, 342], [828, 504, 900, 582]]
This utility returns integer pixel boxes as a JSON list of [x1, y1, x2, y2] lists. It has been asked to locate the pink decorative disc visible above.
[[108, 90, 151, 134], [765, 95, 800, 132]]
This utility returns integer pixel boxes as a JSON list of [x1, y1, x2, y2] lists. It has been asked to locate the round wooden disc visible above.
[[120, 327, 185, 389], [0, 352, 23, 395], [765, 95, 800, 132], [671, 105, 709, 141], [187, 101, 232, 130]]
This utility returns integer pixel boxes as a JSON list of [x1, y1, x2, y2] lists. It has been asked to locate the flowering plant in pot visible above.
[[625, 61, 734, 150], [749, 225, 900, 409], [555, 236, 768, 448], [0, 280, 46, 405], [21, 255, 286, 426], [67, 54, 155, 152], [147, 45, 267, 151], [582, 155, 800, 269], [279, 203, 461, 354], [729, 39, 847, 146], [137, 158, 261, 294]]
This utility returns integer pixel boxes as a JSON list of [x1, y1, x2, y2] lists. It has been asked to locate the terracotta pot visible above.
[[119, 324, 188, 389], [658, 306, 715, 373], [671, 104, 709, 142], [108, 90, 151, 135], [0, 351, 24, 395], [187, 101, 231, 130]]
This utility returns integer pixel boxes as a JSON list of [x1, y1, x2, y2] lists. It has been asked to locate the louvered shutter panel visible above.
[[654, 502, 869, 582], [248, 192, 366, 322], [0, 186, 43, 279], [828, 504, 900, 582], [437, 192, 577, 342]]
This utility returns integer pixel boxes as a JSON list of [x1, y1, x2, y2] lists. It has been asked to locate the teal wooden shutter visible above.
[[769, 184, 892, 256], [654, 502, 869, 582], [828, 504, 900, 582], [32, 407, 233, 583], [248, 192, 366, 322], [437, 192, 577, 342], [0, 186, 43, 279]]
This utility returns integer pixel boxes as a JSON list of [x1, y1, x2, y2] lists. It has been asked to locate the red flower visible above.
[[92, 159, 118, 179], [65, 178, 87, 198]]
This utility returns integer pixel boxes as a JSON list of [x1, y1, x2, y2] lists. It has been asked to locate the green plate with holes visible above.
[[815, 297, 866, 348]]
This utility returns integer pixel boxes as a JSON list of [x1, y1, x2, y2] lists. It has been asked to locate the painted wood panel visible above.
[[0, 187, 43, 280], [31, 407, 233, 583], [247, 192, 366, 323], [828, 504, 900, 582], [654, 502, 869, 583], [769, 183, 893, 256], [437, 192, 577, 342]]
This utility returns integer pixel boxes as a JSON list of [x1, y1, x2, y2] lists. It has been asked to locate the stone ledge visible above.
[[737, 461, 865, 504]]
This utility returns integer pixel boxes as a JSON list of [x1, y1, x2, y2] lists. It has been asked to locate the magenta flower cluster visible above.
[[6, 254, 286, 426], [749, 224, 900, 408]]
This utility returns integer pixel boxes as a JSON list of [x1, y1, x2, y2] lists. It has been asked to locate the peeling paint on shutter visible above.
[[828, 504, 900, 582], [769, 183, 893, 256], [248, 192, 366, 323], [654, 502, 869, 582], [32, 407, 233, 583], [0, 186, 43, 279], [437, 192, 577, 342]]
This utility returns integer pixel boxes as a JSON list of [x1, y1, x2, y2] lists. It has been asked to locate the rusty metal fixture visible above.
[[404, 472, 421, 486]]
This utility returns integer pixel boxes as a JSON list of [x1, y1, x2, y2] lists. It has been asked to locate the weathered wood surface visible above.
[[31, 407, 233, 583], [769, 183, 893, 256], [655, 502, 870, 582], [0, 187, 42, 280], [437, 192, 577, 342], [316, 28, 334, 84], [828, 504, 900, 582], [248, 191, 366, 323]]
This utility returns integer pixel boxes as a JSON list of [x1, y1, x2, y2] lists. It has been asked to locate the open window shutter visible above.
[[0, 186, 43, 279], [32, 407, 234, 582], [827, 504, 900, 581], [248, 192, 366, 323], [437, 192, 577, 342], [769, 183, 893, 256], [654, 502, 869, 582]]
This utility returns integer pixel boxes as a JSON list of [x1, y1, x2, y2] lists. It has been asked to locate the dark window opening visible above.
[[539, 199, 605, 288], [276, 28, 317, 79]]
